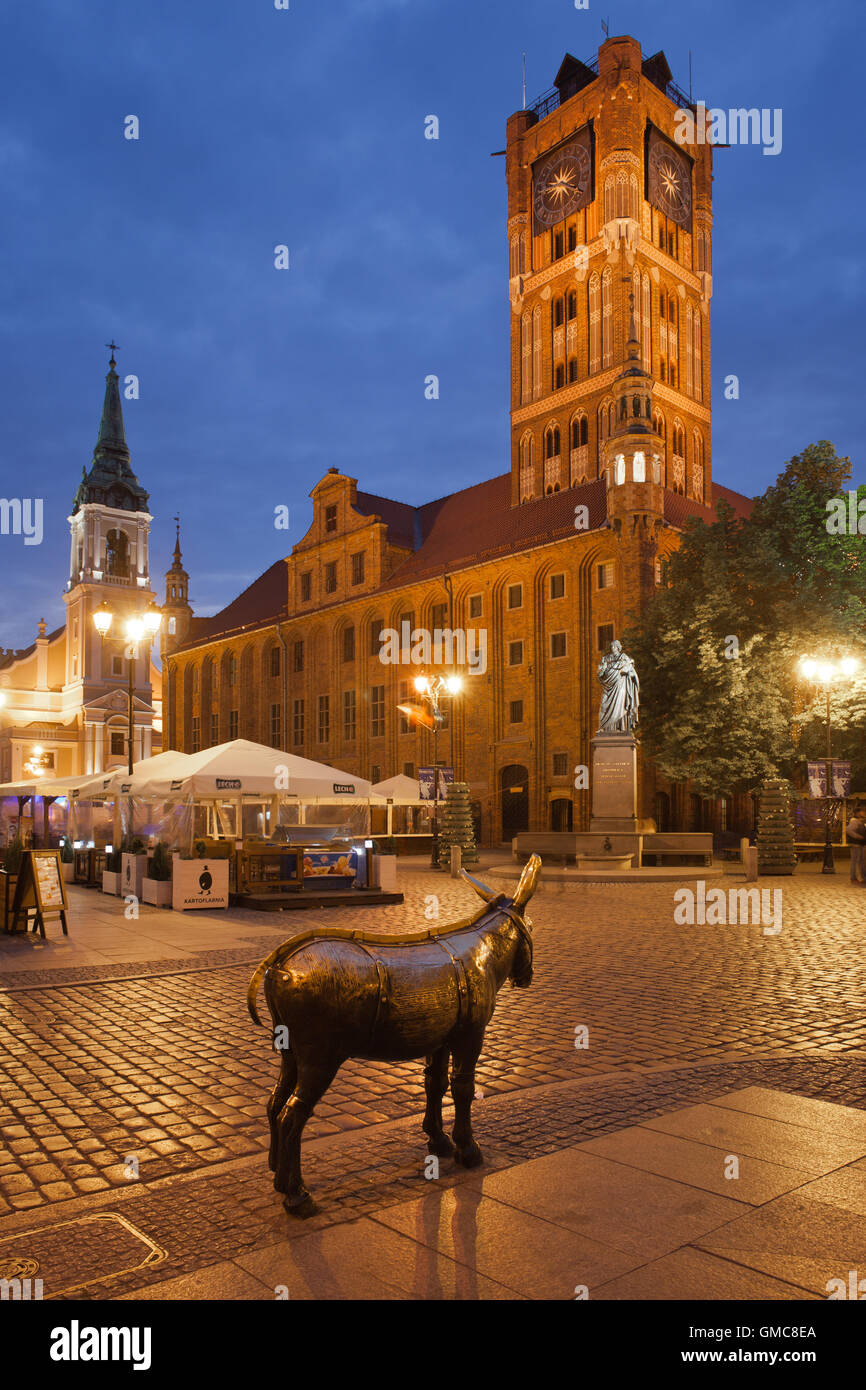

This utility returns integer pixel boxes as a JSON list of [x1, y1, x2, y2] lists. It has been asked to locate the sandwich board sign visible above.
[[10, 850, 69, 938]]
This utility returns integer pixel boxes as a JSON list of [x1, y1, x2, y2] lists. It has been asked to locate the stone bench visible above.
[[512, 831, 714, 867]]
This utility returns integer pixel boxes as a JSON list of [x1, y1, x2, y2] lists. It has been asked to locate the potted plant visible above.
[[102, 846, 122, 896], [142, 841, 173, 908], [1, 836, 24, 929], [60, 837, 75, 884]]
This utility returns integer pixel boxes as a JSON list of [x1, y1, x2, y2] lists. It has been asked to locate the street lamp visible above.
[[93, 601, 162, 774], [799, 653, 859, 874], [413, 673, 463, 867]]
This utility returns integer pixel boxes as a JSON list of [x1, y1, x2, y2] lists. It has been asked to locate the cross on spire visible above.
[[106, 340, 119, 368]]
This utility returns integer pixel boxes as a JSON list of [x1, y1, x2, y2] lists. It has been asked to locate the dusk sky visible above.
[[1, 0, 862, 651]]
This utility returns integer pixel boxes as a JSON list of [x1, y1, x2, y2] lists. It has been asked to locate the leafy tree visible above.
[[624, 442, 866, 796]]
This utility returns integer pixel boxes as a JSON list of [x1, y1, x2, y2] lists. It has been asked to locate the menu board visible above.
[[10, 850, 69, 937], [34, 851, 66, 909]]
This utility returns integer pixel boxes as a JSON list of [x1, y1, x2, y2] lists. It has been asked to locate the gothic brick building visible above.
[[162, 34, 753, 845]]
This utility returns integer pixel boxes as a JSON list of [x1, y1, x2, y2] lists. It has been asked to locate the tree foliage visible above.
[[624, 442, 866, 796]]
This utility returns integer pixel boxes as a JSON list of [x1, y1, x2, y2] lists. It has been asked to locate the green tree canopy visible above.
[[624, 442, 866, 796]]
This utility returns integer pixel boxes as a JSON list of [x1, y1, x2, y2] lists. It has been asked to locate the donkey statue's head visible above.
[[460, 853, 540, 990]]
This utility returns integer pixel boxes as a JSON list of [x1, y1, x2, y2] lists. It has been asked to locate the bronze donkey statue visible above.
[[247, 854, 541, 1215]]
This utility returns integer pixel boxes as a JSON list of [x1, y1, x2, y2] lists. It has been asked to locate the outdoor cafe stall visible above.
[[370, 774, 433, 855], [108, 740, 402, 910]]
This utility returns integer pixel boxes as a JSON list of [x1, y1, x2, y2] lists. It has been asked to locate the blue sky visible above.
[[1, 0, 862, 648]]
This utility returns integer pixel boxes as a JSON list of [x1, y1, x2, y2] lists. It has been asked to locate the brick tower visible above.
[[505, 34, 713, 514]]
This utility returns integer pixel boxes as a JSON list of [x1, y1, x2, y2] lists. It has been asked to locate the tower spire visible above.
[[94, 345, 129, 465], [173, 514, 182, 562]]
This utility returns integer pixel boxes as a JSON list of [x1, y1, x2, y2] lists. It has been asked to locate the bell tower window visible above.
[[105, 529, 129, 578]]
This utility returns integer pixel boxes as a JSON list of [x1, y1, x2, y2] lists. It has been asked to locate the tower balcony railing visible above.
[[528, 52, 692, 120]]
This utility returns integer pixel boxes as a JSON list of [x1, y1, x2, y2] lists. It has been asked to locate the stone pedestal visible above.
[[590, 733, 654, 834]]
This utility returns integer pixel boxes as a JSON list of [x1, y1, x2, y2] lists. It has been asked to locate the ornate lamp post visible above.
[[799, 654, 859, 874], [413, 673, 463, 867], [93, 600, 162, 775]]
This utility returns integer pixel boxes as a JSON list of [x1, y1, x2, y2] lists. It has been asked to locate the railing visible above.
[[528, 53, 692, 121]]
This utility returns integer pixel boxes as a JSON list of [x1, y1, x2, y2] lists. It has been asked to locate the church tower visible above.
[[64, 349, 158, 771], [161, 519, 193, 658], [505, 34, 712, 509]]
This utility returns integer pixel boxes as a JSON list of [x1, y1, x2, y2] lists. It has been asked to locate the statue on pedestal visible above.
[[597, 640, 639, 734]]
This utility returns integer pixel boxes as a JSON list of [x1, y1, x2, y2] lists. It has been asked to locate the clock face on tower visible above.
[[647, 128, 692, 227], [532, 133, 593, 230]]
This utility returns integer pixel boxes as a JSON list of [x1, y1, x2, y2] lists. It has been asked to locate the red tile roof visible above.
[[664, 482, 754, 530], [379, 473, 608, 588], [174, 471, 753, 650], [179, 559, 287, 650]]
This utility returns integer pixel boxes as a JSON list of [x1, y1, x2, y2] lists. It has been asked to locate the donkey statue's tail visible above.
[[248, 940, 298, 1026]]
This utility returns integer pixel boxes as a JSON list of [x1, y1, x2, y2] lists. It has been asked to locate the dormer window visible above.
[[325, 504, 337, 533]]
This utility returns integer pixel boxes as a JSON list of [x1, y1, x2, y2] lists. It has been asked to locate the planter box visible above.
[[102, 870, 121, 895], [142, 877, 172, 907], [121, 853, 147, 900], [171, 858, 229, 911], [372, 854, 398, 892]]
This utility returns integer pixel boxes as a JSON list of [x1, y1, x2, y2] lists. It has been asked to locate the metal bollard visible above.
[[450, 845, 462, 878], [744, 845, 758, 881]]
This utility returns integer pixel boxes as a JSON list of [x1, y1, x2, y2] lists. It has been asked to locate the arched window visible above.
[[598, 403, 609, 442], [685, 303, 693, 397], [554, 364, 565, 389], [545, 425, 561, 459], [614, 454, 626, 485], [568, 359, 578, 383], [567, 291, 577, 320], [553, 297, 564, 328], [521, 311, 531, 405], [519, 229, 528, 274], [629, 173, 639, 220], [509, 235, 519, 278], [603, 176, 614, 223], [532, 305, 542, 398], [641, 271, 651, 372], [601, 267, 612, 368], [588, 274, 601, 374], [633, 451, 646, 483], [105, 529, 129, 578], [571, 414, 588, 449], [692, 430, 705, 501], [693, 308, 702, 403], [519, 433, 535, 503]]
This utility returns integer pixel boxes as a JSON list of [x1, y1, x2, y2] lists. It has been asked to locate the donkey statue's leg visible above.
[[274, 1052, 342, 1216], [450, 1032, 485, 1168], [422, 1045, 454, 1157], [268, 1047, 297, 1173]]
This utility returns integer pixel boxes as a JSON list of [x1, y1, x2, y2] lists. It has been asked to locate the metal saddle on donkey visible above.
[[247, 853, 541, 1216]]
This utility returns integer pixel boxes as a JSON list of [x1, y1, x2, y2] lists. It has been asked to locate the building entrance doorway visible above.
[[550, 797, 573, 831], [500, 764, 529, 839]]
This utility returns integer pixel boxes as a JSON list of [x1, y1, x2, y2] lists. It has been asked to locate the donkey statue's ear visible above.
[[512, 853, 542, 910], [459, 868, 497, 902]]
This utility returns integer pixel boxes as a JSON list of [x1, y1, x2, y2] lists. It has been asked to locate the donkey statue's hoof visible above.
[[425, 1134, 455, 1159], [454, 1142, 483, 1168], [283, 1193, 317, 1219]]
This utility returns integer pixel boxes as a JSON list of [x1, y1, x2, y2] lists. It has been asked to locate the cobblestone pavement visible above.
[[1, 866, 865, 1294]]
